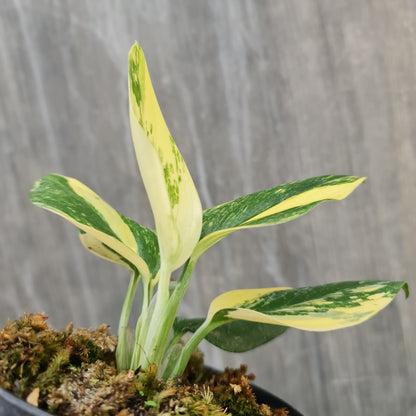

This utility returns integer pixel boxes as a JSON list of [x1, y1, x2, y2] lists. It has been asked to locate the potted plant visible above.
[[0, 42, 408, 416]]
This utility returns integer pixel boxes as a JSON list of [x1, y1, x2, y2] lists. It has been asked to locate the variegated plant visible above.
[[29, 42, 408, 379]]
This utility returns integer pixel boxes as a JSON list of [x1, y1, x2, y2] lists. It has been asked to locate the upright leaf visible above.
[[193, 175, 365, 259], [30, 174, 159, 281], [206, 281, 408, 331], [128, 43, 202, 271]]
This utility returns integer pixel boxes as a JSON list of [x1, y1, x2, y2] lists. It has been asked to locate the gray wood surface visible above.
[[1, 1, 415, 414]]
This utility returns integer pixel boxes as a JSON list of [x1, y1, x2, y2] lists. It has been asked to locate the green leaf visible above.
[[30, 174, 159, 281], [173, 317, 288, 352], [192, 175, 365, 259], [128, 43, 202, 272], [206, 281, 408, 331]]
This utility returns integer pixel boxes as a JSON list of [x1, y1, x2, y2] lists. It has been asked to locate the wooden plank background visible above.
[[0, 1, 414, 414]]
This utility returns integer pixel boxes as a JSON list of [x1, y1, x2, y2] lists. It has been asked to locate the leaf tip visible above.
[[129, 41, 142, 59], [402, 282, 409, 299]]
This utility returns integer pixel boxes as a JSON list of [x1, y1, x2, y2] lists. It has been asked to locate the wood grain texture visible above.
[[0, 1, 414, 414]]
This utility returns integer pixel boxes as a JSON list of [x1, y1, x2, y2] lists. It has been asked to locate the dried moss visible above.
[[0, 314, 290, 416], [47, 361, 139, 415]]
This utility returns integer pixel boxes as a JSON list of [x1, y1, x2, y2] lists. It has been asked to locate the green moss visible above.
[[0, 315, 289, 415], [0, 314, 116, 406]]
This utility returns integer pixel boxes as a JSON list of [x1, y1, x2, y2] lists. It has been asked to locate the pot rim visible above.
[[0, 387, 50, 415]]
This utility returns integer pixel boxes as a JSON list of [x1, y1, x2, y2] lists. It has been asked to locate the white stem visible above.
[[138, 262, 172, 366], [116, 270, 140, 370]]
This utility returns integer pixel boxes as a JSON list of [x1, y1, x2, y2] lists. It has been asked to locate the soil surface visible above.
[[0, 313, 289, 415]]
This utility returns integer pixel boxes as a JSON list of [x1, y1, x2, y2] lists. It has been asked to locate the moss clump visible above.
[[199, 365, 289, 416], [47, 361, 139, 415], [0, 314, 290, 415], [0, 313, 116, 406]]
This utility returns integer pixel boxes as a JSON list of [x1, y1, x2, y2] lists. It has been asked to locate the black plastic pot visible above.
[[0, 387, 50, 416], [0, 384, 303, 416], [250, 383, 303, 415]]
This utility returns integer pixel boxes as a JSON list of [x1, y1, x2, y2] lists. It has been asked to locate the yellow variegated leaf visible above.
[[128, 42, 202, 271], [30, 174, 160, 281], [67, 177, 137, 251], [79, 231, 133, 269], [244, 180, 364, 223], [207, 288, 290, 320], [193, 175, 365, 260], [207, 281, 408, 331]]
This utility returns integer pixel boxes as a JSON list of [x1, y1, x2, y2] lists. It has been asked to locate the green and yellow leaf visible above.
[[206, 281, 408, 331], [128, 43, 202, 271], [192, 175, 365, 259], [79, 230, 132, 268], [30, 174, 159, 281]]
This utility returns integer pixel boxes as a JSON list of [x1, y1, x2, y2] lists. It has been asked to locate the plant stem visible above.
[[163, 331, 183, 356], [116, 270, 140, 370], [167, 257, 197, 315], [137, 262, 172, 367], [138, 257, 198, 369], [130, 278, 153, 369], [166, 317, 226, 378]]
